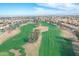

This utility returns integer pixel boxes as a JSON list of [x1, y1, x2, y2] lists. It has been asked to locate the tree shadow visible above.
[[56, 36, 76, 56]]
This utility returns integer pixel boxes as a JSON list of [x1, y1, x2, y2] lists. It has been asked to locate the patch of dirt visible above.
[[35, 25, 48, 32], [23, 25, 48, 56], [23, 34, 42, 56], [61, 29, 73, 39], [9, 49, 20, 56], [0, 28, 20, 44]]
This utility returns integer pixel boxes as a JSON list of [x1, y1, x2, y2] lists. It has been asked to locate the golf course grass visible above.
[[0, 51, 15, 56], [0, 21, 76, 56], [0, 23, 36, 55], [59, 37, 75, 56], [39, 21, 75, 56]]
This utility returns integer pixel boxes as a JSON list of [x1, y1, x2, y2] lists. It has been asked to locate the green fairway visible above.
[[39, 21, 75, 56], [39, 21, 61, 56], [59, 38, 75, 56], [0, 23, 36, 52], [0, 51, 15, 56]]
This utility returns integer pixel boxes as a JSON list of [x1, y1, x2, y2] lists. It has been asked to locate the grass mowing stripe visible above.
[[39, 21, 75, 56], [39, 21, 61, 56]]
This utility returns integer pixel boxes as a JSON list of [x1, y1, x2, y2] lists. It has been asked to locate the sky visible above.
[[0, 3, 79, 16]]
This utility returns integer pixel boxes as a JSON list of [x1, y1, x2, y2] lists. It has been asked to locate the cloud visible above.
[[34, 3, 79, 15], [37, 3, 75, 10]]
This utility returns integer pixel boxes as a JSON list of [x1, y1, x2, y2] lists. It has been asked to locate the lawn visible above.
[[0, 23, 36, 52], [39, 21, 75, 56], [59, 37, 75, 56], [0, 51, 15, 56]]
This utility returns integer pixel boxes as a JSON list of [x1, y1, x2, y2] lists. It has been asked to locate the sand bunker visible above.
[[35, 25, 48, 32]]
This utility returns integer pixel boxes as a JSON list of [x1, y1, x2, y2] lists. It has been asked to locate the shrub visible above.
[[19, 47, 26, 56]]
